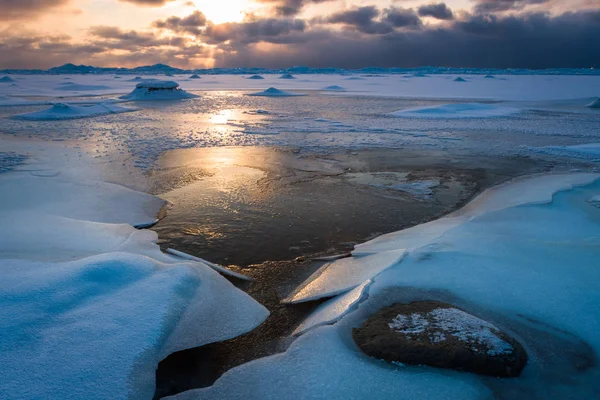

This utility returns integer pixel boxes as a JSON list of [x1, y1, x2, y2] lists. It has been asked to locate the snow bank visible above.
[[247, 87, 306, 97], [11, 102, 136, 121], [0, 151, 269, 400], [390, 103, 520, 119], [173, 172, 600, 400], [322, 85, 346, 91], [120, 80, 199, 100]]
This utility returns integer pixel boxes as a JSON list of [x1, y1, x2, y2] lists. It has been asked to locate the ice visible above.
[[10, 102, 136, 121], [355, 173, 600, 254], [247, 75, 265, 80], [283, 249, 406, 303], [322, 85, 346, 91], [0, 174, 165, 228], [390, 103, 520, 119], [247, 87, 305, 97], [530, 143, 600, 161], [166, 248, 252, 281], [279, 73, 295, 79], [588, 97, 600, 108], [169, 325, 491, 400], [454, 77, 467, 82], [120, 80, 199, 100], [55, 83, 111, 91], [0, 76, 16, 83], [189, 74, 201, 79], [292, 280, 371, 336]]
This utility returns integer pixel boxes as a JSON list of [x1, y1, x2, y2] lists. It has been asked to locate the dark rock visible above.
[[353, 301, 527, 377]]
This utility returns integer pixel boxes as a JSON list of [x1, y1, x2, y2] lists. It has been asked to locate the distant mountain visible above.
[[0, 64, 598, 76]]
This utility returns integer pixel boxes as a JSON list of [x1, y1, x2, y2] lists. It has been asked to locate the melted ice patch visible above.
[[391, 103, 520, 119]]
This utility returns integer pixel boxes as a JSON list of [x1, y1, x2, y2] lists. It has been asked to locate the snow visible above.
[[166, 248, 252, 281], [390, 103, 520, 119], [0, 76, 16, 83], [247, 75, 265, 80], [55, 83, 111, 91], [279, 73, 295, 79], [10, 102, 136, 121], [454, 77, 467, 82], [322, 85, 346, 91], [247, 87, 306, 97], [588, 97, 600, 108], [388, 308, 514, 356], [0, 146, 269, 399], [189, 74, 201, 79], [120, 80, 199, 100], [283, 249, 406, 303]]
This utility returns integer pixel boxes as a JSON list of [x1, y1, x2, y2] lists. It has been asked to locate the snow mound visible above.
[[588, 97, 600, 109], [454, 77, 467, 82], [284, 249, 406, 303], [0, 76, 16, 83], [279, 73, 295, 79], [247, 87, 306, 97], [189, 74, 201, 79], [127, 76, 144, 82], [55, 83, 111, 91], [391, 103, 520, 119], [484, 75, 495, 79], [120, 80, 199, 100], [11, 102, 136, 121], [322, 85, 346, 91], [247, 75, 265, 80]]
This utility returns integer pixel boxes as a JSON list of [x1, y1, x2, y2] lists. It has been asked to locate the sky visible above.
[[1, 0, 599, 69]]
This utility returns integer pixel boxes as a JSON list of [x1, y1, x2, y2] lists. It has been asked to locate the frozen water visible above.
[[120, 80, 199, 100], [11, 102, 136, 121], [279, 73, 295, 79], [454, 77, 467, 82], [284, 249, 406, 303], [247, 87, 305, 97], [322, 85, 346, 91], [0, 76, 16, 83], [529, 143, 600, 161], [292, 280, 371, 336], [247, 75, 265, 80], [189, 74, 201, 79], [390, 103, 520, 119], [588, 97, 600, 108], [55, 83, 111, 91], [166, 248, 252, 281]]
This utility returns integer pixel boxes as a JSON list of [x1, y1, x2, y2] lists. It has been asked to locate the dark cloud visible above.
[[88, 26, 186, 49], [417, 3, 454, 20], [214, 10, 600, 69], [383, 7, 422, 28], [326, 6, 394, 34], [474, 0, 550, 13], [0, 0, 69, 20], [258, 0, 333, 16], [118, 0, 176, 6], [204, 18, 307, 43], [153, 11, 208, 35]]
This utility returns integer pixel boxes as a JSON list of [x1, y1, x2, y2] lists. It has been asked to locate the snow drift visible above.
[[120, 80, 199, 100], [11, 102, 136, 121]]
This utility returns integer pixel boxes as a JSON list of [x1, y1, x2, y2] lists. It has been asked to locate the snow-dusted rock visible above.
[[353, 301, 527, 377]]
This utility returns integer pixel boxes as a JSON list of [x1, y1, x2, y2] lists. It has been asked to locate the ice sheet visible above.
[[284, 249, 406, 303], [390, 103, 520, 119], [11, 102, 136, 120]]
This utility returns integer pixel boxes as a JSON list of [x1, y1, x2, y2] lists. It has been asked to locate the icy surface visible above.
[[247, 87, 305, 97], [279, 73, 295, 79], [588, 98, 600, 108], [322, 85, 346, 91], [293, 280, 371, 336], [120, 80, 198, 100], [284, 249, 406, 303], [390, 103, 520, 119], [530, 143, 600, 161], [0, 76, 16, 83], [247, 75, 265, 80], [11, 102, 136, 120], [388, 308, 514, 356]]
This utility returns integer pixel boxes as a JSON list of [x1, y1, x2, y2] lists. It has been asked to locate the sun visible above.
[[192, 0, 249, 24]]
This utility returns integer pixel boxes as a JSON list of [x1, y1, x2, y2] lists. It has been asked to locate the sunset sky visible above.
[[1, 0, 599, 69]]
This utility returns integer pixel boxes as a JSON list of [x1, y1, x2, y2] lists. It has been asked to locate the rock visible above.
[[353, 301, 527, 377]]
